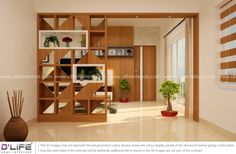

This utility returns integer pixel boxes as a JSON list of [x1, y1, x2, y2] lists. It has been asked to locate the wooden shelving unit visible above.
[[37, 14, 108, 122]]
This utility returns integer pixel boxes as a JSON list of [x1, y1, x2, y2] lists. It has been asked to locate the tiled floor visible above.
[[27, 102, 236, 141]]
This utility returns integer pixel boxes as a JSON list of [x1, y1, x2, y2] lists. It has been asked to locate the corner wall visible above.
[[33, 0, 235, 134], [0, 0, 37, 139]]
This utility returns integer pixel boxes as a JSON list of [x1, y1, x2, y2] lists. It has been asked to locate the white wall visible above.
[[33, 0, 236, 134], [0, 0, 36, 138]]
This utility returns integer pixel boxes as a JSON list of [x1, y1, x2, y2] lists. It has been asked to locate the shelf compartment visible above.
[[38, 66, 55, 81], [90, 33, 105, 48], [90, 16, 105, 30], [39, 100, 55, 114], [72, 64, 105, 84], [74, 100, 89, 114], [55, 66, 72, 82], [39, 83, 54, 98], [90, 100, 106, 115], [38, 50, 54, 65], [39, 30, 88, 49]]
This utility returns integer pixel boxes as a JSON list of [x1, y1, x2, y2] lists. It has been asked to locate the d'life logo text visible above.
[[0, 143, 32, 153]]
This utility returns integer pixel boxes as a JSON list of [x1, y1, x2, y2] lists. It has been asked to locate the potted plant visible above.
[[159, 80, 180, 117], [119, 79, 130, 103], [44, 36, 60, 47], [62, 37, 73, 47]]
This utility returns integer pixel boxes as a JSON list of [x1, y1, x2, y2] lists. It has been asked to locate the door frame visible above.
[[106, 13, 199, 122]]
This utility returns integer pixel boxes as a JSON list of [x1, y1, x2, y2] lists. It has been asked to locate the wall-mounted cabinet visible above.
[[107, 26, 134, 47], [39, 30, 88, 49]]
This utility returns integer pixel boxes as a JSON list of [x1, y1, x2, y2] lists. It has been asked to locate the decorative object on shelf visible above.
[[80, 35, 86, 47], [44, 36, 60, 47], [119, 79, 130, 103], [159, 80, 180, 117], [108, 47, 134, 57], [4, 90, 28, 141], [42, 55, 49, 63], [79, 69, 85, 81], [89, 68, 102, 81], [109, 103, 117, 114], [62, 37, 73, 47]]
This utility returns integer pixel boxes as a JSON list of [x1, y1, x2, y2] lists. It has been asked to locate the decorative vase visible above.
[[4, 117, 28, 141], [81, 42, 86, 47], [65, 42, 70, 47], [79, 74, 84, 81], [49, 42, 55, 47]]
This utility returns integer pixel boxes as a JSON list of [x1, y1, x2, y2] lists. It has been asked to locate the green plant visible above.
[[159, 80, 180, 111], [119, 79, 130, 98], [44, 36, 60, 47]]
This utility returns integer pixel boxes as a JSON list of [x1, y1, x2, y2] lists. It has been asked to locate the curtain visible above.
[[185, 18, 194, 117]]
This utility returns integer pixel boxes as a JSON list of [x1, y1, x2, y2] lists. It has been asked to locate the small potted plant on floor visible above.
[[119, 79, 130, 103], [44, 35, 60, 47], [159, 80, 180, 117]]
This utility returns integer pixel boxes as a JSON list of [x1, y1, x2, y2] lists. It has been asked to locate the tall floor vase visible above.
[[4, 90, 28, 141]]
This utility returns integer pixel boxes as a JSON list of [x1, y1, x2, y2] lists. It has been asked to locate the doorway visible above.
[[106, 13, 199, 122]]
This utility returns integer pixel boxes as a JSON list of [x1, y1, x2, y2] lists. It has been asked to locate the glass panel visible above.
[[171, 42, 177, 80], [177, 37, 185, 104]]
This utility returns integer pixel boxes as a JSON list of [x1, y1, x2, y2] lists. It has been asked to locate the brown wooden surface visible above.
[[221, 3, 236, 19], [134, 46, 140, 101], [107, 26, 135, 101], [107, 57, 135, 101], [221, 48, 236, 57], [221, 32, 236, 44], [221, 17, 236, 30], [37, 13, 199, 122], [221, 61, 236, 69], [143, 46, 156, 101], [37, 14, 108, 122], [107, 26, 134, 47], [193, 15, 199, 122], [221, 75, 236, 82]]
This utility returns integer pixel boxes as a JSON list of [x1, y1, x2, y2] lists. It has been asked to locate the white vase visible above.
[[49, 42, 55, 47]]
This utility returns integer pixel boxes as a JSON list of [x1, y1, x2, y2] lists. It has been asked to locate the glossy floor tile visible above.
[[27, 102, 236, 141]]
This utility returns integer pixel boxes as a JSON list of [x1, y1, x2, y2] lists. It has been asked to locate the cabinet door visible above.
[[119, 27, 134, 46], [107, 26, 133, 47], [143, 46, 156, 101]]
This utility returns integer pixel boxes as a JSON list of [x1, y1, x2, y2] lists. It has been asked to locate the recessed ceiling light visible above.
[[168, 16, 172, 18], [136, 16, 139, 18]]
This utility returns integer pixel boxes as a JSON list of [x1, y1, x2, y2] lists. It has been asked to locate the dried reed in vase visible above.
[[6, 90, 24, 118]]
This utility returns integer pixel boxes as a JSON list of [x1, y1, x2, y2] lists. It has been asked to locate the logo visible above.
[[0, 143, 32, 154]]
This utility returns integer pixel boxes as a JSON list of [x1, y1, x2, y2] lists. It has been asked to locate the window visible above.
[[171, 37, 185, 104], [219, 1, 236, 84]]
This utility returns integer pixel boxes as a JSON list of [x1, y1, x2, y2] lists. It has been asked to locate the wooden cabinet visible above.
[[107, 26, 134, 47]]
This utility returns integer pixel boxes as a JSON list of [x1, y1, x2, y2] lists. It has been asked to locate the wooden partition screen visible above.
[[37, 13, 108, 122], [220, 1, 236, 82]]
